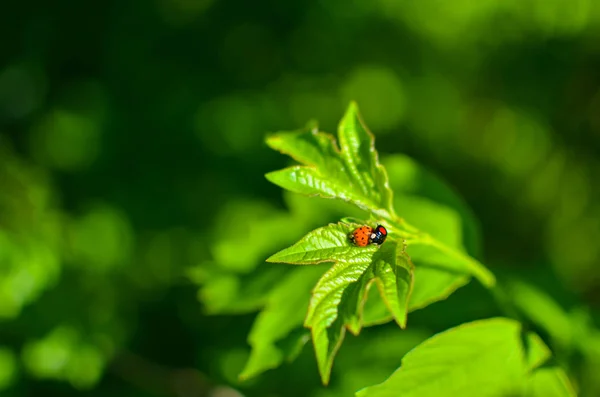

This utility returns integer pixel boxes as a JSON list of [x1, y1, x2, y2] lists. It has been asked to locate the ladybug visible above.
[[349, 225, 387, 247]]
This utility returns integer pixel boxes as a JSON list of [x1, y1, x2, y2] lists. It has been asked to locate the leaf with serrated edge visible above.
[[266, 129, 349, 182], [338, 102, 394, 214], [267, 222, 377, 265], [356, 318, 555, 397], [373, 249, 413, 326], [266, 103, 394, 219], [305, 260, 370, 385], [262, 103, 500, 385], [304, 239, 412, 384], [266, 167, 382, 214], [342, 243, 413, 332]]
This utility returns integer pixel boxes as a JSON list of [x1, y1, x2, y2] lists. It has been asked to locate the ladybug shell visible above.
[[350, 226, 373, 247]]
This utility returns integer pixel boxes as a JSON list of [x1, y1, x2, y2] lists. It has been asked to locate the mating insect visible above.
[[349, 225, 387, 247]]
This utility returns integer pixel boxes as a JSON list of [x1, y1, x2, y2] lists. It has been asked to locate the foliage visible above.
[[222, 103, 575, 395], [357, 318, 574, 397], [2, 1, 600, 396]]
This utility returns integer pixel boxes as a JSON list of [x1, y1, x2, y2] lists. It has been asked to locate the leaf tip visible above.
[[398, 318, 408, 329], [339, 100, 357, 121], [238, 365, 262, 383], [319, 370, 331, 386], [480, 271, 496, 289], [264, 170, 278, 183], [347, 100, 359, 113], [265, 133, 280, 149]]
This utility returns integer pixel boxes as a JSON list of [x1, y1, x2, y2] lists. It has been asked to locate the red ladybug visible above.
[[349, 225, 387, 247]]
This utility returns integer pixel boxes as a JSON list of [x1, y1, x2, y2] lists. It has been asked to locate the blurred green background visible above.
[[1, 0, 600, 396]]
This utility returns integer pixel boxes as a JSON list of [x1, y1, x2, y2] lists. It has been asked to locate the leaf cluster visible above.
[[199, 103, 577, 396]]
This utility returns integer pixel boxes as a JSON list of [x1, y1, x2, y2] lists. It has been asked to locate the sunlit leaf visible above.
[[408, 265, 470, 311], [388, 194, 473, 310], [527, 366, 577, 397], [407, 238, 494, 288], [266, 222, 378, 265], [356, 318, 558, 397], [507, 280, 573, 349], [263, 103, 496, 384], [293, 223, 413, 384], [266, 103, 394, 219], [194, 194, 369, 315], [317, 327, 431, 397], [337, 102, 394, 215], [383, 154, 482, 257]]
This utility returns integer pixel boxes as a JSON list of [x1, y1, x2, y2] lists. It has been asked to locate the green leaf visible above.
[[338, 102, 394, 215], [266, 103, 394, 219], [360, 262, 471, 324], [382, 154, 482, 257], [295, 224, 413, 384], [356, 318, 556, 397], [387, 194, 473, 311], [194, 193, 369, 315], [262, 103, 497, 384], [407, 237, 495, 288], [304, 260, 370, 385], [383, 154, 494, 307], [239, 265, 325, 380], [527, 366, 577, 397], [395, 195, 463, 250], [408, 265, 470, 312], [266, 166, 377, 210], [319, 327, 431, 397], [369, 247, 413, 328], [266, 103, 494, 292], [248, 221, 414, 383], [266, 222, 378, 265], [525, 332, 552, 371], [507, 280, 573, 349]]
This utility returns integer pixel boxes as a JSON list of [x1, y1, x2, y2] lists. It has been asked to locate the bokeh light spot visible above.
[[65, 345, 104, 389], [22, 326, 77, 378], [22, 326, 106, 390], [483, 107, 552, 176], [0, 348, 17, 390], [30, 109, 100, 171], [341, 66, 406, 132], [195, 95, 261, 155], [547, 215, 600, 290], [67, 203, 133, 271]]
